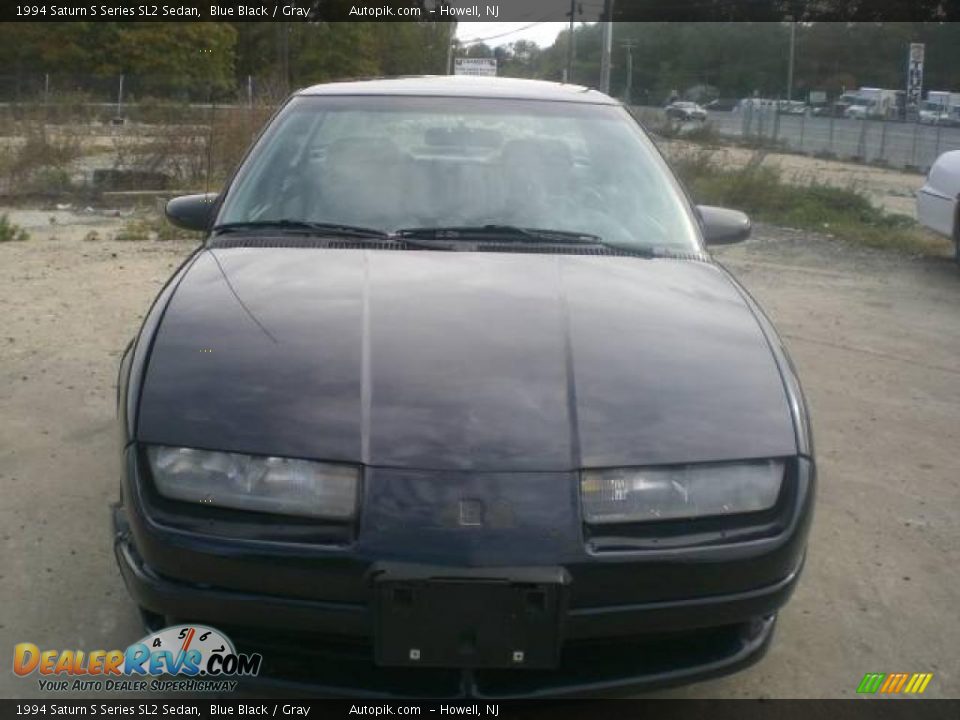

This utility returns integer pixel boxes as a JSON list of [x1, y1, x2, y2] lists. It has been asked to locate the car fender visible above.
[[118, 248, 205, 446], [714, 264, 814, 461], [916, 150, 960, 240]]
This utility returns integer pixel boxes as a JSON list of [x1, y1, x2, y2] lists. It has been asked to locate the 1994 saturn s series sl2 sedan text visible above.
[[113, 76, 815, 698]]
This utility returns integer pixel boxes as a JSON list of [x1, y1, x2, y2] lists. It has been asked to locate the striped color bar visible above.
[[857, 672, 933, 694]]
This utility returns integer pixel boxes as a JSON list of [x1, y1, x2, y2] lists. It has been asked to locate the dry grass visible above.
[[106, 105, 273, 189], [115, 214, 203, 242], [0, 213, 29, 242], [670, 147, 952, 256], [0, 120, 84, 195]]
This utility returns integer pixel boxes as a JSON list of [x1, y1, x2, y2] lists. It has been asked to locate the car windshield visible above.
[[217, 95, 700, 252]]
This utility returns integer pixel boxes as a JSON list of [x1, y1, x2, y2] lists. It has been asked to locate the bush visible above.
[[9, 125, 82, 181], [0, 213, 29, 242], [116, 215, 202, 242], [0, 120, 83, 196], [111, 127, 207, 187], [109, 104, 272, 189], [113, 219, 151, 242], [210, 106, 273, 183], [23, 167, 75, 194], [669, 148, 950, 255]]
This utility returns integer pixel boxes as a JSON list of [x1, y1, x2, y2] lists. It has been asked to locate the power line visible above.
[[457, 21, 548, 46]]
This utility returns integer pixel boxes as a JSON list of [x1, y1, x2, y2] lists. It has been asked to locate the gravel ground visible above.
[[0, 211, 957, 699], [659, 227, 960, 698]]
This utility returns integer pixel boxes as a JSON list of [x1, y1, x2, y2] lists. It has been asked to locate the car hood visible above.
[[137, 248, 797, 471]]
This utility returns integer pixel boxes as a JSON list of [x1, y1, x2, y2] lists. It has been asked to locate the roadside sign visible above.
[[809, 90, 827, 104], [906, 43, 924, 108], [454, 58, 497, 77]]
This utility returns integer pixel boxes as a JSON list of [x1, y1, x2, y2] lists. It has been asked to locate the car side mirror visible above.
[[697, 205, 751, 245], [165, 193, 218, 232]]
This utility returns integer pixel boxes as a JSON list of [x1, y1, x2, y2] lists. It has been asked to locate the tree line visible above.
[[491, 22, 960, 103], [0, 22, 453, 100], [2, 21, 960, 103]]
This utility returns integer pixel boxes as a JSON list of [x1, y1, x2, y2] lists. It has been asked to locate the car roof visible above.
[[297, 75, 619, 105]]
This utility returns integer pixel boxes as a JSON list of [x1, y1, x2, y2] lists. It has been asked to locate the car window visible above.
[[218, 95, 700, 252]]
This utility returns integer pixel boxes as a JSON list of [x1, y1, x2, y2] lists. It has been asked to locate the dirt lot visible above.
[[1, 209, 958, 699]]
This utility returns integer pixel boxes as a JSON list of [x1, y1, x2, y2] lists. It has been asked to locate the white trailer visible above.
[[845, 87, 898, 119]]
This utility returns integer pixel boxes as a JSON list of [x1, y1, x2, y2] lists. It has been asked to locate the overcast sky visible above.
[[455, 22, 573, 49]]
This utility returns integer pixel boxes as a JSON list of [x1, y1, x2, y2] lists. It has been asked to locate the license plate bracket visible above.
[[372, 565, 568, 669]]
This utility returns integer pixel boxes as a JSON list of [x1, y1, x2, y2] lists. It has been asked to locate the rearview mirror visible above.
[[697, 205, 751, 245], [165, 193, 218, 232]]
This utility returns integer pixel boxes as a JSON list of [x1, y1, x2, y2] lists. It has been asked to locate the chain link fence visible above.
[[687, 105, 960, 173], [0, 73, 290, 103], [0, 75, 285, 197], [0, 73, 287, 126]]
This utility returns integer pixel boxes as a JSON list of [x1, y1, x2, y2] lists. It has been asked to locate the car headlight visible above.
[[580, 460, 784, 523], [146, 446, 360, 520]]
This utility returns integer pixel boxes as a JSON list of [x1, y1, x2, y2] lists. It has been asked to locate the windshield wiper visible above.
[[394, 224, 693, 257], [395, 224, 604, 245], [212, 220, 389, 238], [210, 221, 698, 258]]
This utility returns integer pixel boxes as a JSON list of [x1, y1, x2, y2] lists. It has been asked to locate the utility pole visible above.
[[622, 40, 637, 105], [565, 0, 579, 83], [599, 0, 614, 94], [786, 20, 796, 102], [276, 20, 290, 93], [116, 74, 124, 120], [446, 22, 456, 74]]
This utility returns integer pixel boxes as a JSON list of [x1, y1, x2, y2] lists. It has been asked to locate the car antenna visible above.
[[204, 78, 215, 201]]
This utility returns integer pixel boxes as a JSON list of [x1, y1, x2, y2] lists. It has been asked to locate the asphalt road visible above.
[[1, 215, 958, 699]]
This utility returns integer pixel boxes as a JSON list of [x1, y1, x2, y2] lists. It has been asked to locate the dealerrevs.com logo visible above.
[[13, 625, 262, 693], [857, 672, 934, 695]]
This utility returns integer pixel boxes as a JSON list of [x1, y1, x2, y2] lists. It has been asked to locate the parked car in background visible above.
[[843, 97, 875, 119], [665, 100, 708, 121], [919, 100, 950, 125], [738, 98, 779, 114], [917, 150, 960, 262], [113, 76, 815, 697], [777, 100, 807, 115], [919, 93, 960, 125], [831, 92, 860, 117], [705, 97, 738, 111]]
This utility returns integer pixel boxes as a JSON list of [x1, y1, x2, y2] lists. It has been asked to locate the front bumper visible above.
[[113, 446, 814, 697], [115, 528, 785, 698]]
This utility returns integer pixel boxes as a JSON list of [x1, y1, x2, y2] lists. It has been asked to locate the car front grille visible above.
[[158, 616, 769, 698]]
